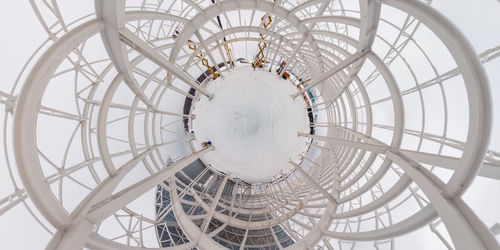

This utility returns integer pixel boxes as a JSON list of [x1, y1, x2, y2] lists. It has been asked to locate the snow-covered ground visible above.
[[192, 66, 310, 183]]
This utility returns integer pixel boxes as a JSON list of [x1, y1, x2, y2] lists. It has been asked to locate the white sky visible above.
[[0, 0, 499, 249]]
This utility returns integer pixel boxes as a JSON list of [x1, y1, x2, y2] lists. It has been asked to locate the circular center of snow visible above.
[[233, 108, 260, 136], [192, 66, 310, 183]]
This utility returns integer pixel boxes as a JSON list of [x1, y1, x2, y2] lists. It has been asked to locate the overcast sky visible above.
[[0, 0, 499, 249]]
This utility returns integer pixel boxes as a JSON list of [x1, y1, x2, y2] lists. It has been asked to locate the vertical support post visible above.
[[270, 36, 283, 72], [201, 175, 229, 233], [216, 38, 229, 70]]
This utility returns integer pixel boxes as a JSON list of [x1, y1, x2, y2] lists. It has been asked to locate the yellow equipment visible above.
[[254, 15, 272, 68], [298, 79, 311, 86], [187, 40, 218, 79], [224, 42, 234, 67]]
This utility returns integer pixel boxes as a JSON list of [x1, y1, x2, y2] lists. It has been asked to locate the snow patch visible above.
[[192, 66, 309, 183]]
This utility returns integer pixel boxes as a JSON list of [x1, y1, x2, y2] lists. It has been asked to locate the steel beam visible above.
[[88, 147, 213, 222], [387, 151, 498, 250], [384, 0, 492, 196], [13, 19, 105, 229], [289, 161, 337, 205], [119, 29, 213, 99], [200, 175, 229, 232], [292, 52, 367, 98], [47, 147, 212, 249], [170, 181, 227, 250]]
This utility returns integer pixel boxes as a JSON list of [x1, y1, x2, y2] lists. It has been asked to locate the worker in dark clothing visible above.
[[252, 61, 256, 71], [201, 141, 212, 148], [277, 60, 286, 74]]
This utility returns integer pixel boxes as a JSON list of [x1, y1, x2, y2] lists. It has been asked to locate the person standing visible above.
[[252, 61, 256, 71]]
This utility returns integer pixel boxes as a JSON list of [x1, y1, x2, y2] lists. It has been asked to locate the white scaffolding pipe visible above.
[[200, 175, 229, 232], [293, 52, 367, 98], [289, 161, 337, 205], [119, 29, 214, 99]]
